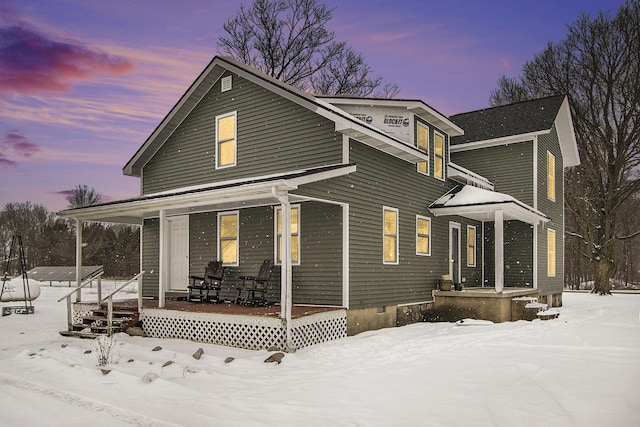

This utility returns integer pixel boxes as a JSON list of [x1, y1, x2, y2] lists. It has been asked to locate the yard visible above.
[[0, 282, 638, 426]]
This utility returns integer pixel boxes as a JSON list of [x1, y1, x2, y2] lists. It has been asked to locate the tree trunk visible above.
[[593, 256, 612, 295]]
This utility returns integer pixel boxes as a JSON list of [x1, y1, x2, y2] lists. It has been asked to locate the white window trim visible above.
[[217, 210, 239, 266], [215, 111, 237, 170], [383, 206, 399, 265], [274, 204, 301, 266], [547, 151, 556, 202], [467, 225, 477, 267], [416, 122, 429, 175], [434, 130, 446, 181], [416, 215, 431, 256], [547, 228, 556, 277]]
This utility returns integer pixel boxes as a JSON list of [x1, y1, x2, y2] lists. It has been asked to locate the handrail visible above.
[[57, 271, 105, 303], [100, 271, 144, 336], [99, 271, 144, 304]]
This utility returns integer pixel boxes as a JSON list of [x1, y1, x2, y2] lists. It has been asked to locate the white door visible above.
[[168, 215, 189, 291], [449, 222, 461, 284]]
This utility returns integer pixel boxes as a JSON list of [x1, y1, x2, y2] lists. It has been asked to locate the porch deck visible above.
[[73, 298, 347, 351], [433, 287, 541, 323]]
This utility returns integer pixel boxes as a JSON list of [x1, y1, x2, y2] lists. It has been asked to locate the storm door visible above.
[[449, 222, 461, 284], [168, 215, 189, 291]]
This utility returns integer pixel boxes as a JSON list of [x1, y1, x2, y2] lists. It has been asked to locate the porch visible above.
[[72, 298, 346, 351], [432, 287, 547, 323]]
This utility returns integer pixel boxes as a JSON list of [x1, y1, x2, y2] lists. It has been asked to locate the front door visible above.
[[449, 222, 461, 284], [168, 215, 189, 291]]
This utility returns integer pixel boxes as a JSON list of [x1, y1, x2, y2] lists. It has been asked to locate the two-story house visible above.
[[58, 56, 578, 350]]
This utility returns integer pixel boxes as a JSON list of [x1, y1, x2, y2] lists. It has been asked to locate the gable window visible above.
[[416, 215, 431, 256], [218, 211, 239, 266], [547, 151, 556, 201], [216, 112, 237, 169], [416, 123, 429, 175], [467, 225, 476, 267], [275, 205, 300, 265], [383, 207, 399, 264], [547, 228, 556, 277], [434, 131, 445, 180]]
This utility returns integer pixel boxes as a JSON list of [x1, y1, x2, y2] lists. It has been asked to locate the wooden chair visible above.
[[188, 261, 224, 303], [234, 260, 274, 306]]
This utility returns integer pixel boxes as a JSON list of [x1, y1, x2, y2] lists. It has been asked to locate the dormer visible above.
[[320, 97, 464, 180]]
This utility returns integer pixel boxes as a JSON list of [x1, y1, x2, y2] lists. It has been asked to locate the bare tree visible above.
[[67, 184, 102, 209], [490, 0, 640, 294], [218, 0, 398, 97]]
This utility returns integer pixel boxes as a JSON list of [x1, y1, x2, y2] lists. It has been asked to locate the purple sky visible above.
[[0, 0, 625, 212]]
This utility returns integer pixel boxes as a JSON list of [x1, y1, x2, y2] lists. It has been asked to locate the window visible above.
[[434, 132, 445, 180], [383, 207, 399, 264], [467, 225, 476, 267], [547, 229, 556, 277], [216, 112, 236, 169], [416, 216, 431, 256], [218, 211, 238, 266], [416, 123, 429, 175], [275, 205, 300, 265], [547, 151, 555, 201]]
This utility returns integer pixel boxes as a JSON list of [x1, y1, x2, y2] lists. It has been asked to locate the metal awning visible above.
[[429, 185, 549, 225], [57, 164, 356, 224]]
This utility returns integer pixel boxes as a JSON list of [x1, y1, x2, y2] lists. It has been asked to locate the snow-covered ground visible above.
[[0, 284, 638, 427]]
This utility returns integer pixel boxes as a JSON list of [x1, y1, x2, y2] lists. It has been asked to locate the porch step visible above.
[[537, 310, 560, 320], [60, 307, 139, 338], [59, 330, 104, 339]]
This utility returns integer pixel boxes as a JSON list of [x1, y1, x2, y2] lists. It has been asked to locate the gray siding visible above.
[[296, 137, 483, 309], [141, 218, 159, 297], [141, 203, 342, 305], [537, 126, 564, 296], [451, 141, 535, 206], [142, 72, 342, 194]]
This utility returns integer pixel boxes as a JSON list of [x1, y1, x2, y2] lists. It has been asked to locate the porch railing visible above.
[[99, 271, 144, 336], [57, 270, 105, 331]]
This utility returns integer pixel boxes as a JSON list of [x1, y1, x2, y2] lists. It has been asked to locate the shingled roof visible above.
[[449, 95, 566, 145]]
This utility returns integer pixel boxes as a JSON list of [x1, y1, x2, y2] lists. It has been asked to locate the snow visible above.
[[1, 286, 639, 426]]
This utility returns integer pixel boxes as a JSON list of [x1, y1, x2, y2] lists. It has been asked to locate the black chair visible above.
[[188, 261, 224, 303], [234, 260, 274, 306]]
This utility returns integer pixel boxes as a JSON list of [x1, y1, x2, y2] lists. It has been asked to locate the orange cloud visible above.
[[0, 23, 133, 97]]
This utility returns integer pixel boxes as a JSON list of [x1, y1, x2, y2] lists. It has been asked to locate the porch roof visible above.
[[57, 164, 356, 224], [429, 185, 549, 225]]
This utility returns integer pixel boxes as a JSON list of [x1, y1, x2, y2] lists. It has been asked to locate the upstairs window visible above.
[[275, 205, 300, 265], [218, 211, 239, 266], [416, 123, 429, 175], [467, 225, 476, 267], [216, 112, 237, 169], [547, 151, 556, 201], [416, 216, 431, 256], [434, 132, 445, 180], [383, 207, 399, 264]]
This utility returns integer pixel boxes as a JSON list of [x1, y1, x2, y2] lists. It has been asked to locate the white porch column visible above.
[[158, 209, 167, 308], [494, 210, 504, 293], [273, 187, 293, 350], [281, 199, 293, 350], [75, 219, 83, 302]]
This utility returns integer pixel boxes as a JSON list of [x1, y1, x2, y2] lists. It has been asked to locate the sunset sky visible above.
[[0, 0, 624, 212]]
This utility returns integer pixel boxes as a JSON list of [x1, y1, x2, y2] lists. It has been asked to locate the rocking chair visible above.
[[234, 260, 274, 306], [188, 261, 224, 303]]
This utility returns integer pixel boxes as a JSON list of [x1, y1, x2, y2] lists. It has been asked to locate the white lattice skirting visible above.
[[140, 308, 347, 351]]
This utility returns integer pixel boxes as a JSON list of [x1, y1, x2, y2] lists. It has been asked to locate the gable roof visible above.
[[449, 95, 580, 167], [429, 185, 549, 225], [123, 56, 431, 177]]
